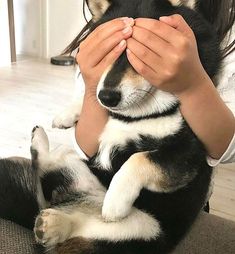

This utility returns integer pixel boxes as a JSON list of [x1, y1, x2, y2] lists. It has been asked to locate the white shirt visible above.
[[207, 47, 235, 166]]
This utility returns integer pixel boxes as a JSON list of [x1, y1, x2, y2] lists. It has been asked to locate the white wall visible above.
[[0, 0, 11, 66], [47, 0, 89, 57], [14, 0, 90, 58], [14, 0, 41, 56]]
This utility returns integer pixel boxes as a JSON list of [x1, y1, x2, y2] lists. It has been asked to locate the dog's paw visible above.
[[102, 168, 139, 222], [31, 126, 49, 156], [102, 182, 132, 222], [102, 190, 132, 222], [52, 111, 79, 129], [34, 209, 72, 247]]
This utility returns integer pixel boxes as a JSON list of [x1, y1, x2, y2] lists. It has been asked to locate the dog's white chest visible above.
[[96, 111, 183, 169]]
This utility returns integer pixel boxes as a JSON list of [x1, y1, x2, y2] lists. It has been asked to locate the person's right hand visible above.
[[76, 17, 134, 94]]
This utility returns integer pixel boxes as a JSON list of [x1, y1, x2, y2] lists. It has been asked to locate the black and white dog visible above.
[[0, 0, 222, 253]]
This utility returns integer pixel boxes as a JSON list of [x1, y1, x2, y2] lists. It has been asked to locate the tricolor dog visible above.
[[0, 0, 221, 253]]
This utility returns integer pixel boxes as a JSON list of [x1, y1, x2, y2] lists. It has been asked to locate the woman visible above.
[[64, 0, 235, 166]]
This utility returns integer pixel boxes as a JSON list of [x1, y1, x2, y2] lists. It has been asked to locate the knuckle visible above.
[[148, 22, 158, 33], [117, 31, 125, 41], [179, 36, 191, 50], [171, 52, 182, 66], [138, 64, 147, 76], [76, 54, 81, 64], [95, 24, 103, 33], [79, 41, 85, 50], [96, 30, 103, 40], [164, 68, 175, 80], [173, 14, 183, 21], [139, 48, 148, 58], [142, 31, 152, 42]]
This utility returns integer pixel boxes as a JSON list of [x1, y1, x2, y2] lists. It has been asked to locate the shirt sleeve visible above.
[[72, 127, 89, 160], [207, 47, 235, 166], [207, 133, 235, 167]]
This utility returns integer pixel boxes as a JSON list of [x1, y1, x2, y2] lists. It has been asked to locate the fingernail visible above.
[[114, 40, 126, 52], [126, 49, 132, 55], [122, 17, 135, 27], [122, 26, 132, 34], [119, 40, 126, 48], [159, 16, 171, 22], [115, 40, 126, 52]]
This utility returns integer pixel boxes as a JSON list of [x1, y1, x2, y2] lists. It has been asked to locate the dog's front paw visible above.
[[52, 111, 79, 129], [102, 193, 132, 222], [102, 178, 133, 222], [34, 209, 72, 247]]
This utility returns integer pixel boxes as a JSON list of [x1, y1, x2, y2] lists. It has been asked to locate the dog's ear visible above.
[[169, 0, 196, 9], [86, 0, 111, 21]]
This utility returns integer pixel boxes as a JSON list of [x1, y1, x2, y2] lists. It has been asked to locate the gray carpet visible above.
[[0, 219, 36, 254], [1, 212, 235, 254]]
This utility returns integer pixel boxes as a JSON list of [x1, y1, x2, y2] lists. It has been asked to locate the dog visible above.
[[0, 0, 222, 253]]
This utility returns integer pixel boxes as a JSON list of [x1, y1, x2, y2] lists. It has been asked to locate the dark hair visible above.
[[63, 0, 235, 58], [197, 0, 235, 58]]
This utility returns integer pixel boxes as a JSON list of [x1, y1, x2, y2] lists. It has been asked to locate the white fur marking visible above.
[[96, 112, 183, 169], [36, 198, 161, 246]]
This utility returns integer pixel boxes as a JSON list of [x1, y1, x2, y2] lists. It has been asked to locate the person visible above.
[[64, 0, 235, 167]]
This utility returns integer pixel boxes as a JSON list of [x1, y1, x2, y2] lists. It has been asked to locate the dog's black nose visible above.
[[98, 89, 121, 107]]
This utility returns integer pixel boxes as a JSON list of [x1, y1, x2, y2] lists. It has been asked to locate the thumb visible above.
[[159, 14, 192, 34]]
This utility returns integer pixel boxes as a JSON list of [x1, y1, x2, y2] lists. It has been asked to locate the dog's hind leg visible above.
[[30, 126, 51, 209], [34, 196, 161, 252], [31, 126, 105, 206]]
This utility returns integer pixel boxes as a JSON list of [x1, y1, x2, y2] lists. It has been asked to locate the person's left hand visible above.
[[126, 14, 209, 96]]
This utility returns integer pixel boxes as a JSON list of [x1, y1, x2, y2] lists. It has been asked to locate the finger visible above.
[[88, 27, 132, 67], [99, 40, 127, 70], [127, 38, 162, 73], [126, 48, 160, 85], [135, 18, 183, 44], [83, 17, 134, 47], [159, 14, 193, 34], [132, 26, 170, 58]]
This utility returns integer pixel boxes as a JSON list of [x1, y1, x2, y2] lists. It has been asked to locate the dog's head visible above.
[[85, 0, 221, 118]]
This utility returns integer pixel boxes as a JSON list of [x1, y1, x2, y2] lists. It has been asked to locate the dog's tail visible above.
[[0, 157, 39, 230]]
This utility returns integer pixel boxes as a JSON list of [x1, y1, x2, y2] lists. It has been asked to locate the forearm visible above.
[[75, 92, 108, 157], [177, 75, 235, 159]]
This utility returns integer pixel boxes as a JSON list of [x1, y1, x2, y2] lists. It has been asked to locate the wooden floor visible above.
[[0, 57, 235, 222]]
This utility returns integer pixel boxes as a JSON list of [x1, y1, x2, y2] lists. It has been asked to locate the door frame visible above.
[[8, 0, 16, 62]]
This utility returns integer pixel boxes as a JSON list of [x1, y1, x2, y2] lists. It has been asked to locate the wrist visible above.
[[176, 73, 213, 102]]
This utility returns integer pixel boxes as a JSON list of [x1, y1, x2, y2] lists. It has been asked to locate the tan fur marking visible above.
[[169, 0, 196, 8], [169, 0, 182, 6], [88, 0, 111, 21], [122, 68, 146, 88], [126, 152, 166, 190], [127, 152, 196, 192]]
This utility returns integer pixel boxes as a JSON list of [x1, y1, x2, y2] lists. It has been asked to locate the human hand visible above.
[[76, 17, 134, 95], [126, 14, 208, 96]]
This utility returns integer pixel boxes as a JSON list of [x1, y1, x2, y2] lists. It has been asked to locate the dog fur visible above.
[[0, 0, 222, 253]]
